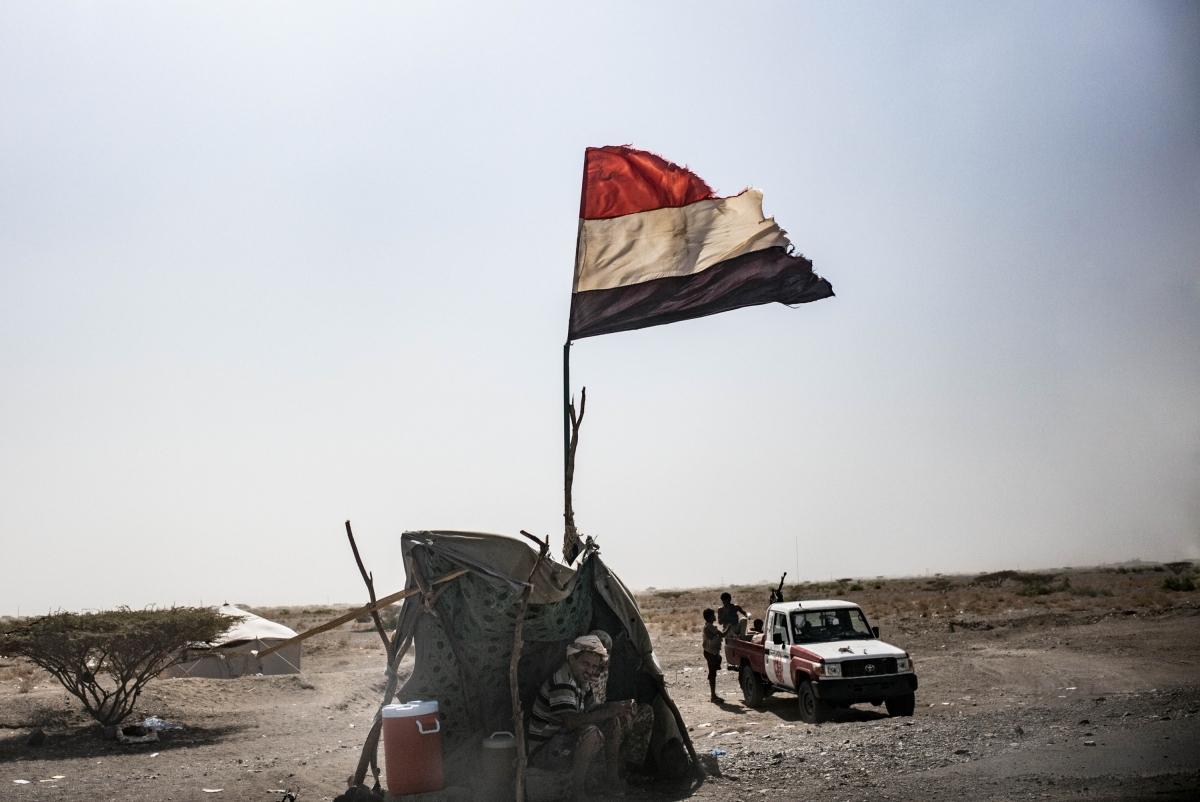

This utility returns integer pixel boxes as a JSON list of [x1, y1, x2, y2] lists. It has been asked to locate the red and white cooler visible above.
[[382, 700, 443, 797]]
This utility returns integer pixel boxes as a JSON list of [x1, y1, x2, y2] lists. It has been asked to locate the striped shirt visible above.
[[527, 663, 595, 745]]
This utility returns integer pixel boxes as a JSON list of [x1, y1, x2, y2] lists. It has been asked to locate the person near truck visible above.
[[702, 608, 724, 703], [526, 634, 635, 800], [717, 592, 748, 637]]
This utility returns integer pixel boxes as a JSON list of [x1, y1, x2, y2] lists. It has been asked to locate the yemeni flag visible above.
[[567, 146, 834, 340]]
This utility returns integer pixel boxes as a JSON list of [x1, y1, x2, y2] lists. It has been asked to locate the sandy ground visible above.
[[2, 567, 1199, 802]]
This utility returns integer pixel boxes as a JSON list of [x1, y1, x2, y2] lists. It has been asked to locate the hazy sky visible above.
[[2, 2, 1197, 615]]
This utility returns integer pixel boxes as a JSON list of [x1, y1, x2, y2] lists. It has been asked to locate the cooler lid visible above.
[[382, 700, 439, 718]]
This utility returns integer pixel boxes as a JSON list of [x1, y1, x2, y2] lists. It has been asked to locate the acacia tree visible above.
[[1, 607, 231, 729]]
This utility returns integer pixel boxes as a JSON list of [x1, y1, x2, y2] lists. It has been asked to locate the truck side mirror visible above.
[[872, 626, 880, 638], [772, 632, 784, 645]]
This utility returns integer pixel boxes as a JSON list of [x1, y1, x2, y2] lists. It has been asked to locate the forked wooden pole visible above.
[[509, 532, 550, 802], [344, 520, 391, 656], [562, 385, 586, 563]]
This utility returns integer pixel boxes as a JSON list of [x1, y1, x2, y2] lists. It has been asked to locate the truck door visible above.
[[765, 611, 795, 690]]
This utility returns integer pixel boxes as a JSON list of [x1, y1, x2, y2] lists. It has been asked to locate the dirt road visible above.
[[669, 609, 1200, 801]]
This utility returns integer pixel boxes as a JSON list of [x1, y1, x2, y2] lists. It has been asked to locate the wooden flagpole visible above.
[[563, 153, 589, 564], [563, 341, 586, 564], [563, 338, 572, 521]]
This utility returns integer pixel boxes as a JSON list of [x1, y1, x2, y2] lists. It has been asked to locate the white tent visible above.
[[163, 604, 301, 678]]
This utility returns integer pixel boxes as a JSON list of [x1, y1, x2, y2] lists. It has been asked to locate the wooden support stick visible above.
[[352, 631, 414, 788], [658, 680, 705, 786], [344, 520, 391, 656], [509, 534, 550, 802], [255, 569, 468, 659], [518, 529, 545, 548]]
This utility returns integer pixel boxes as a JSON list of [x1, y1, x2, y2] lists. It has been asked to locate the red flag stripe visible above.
[[581, 146, 715, 220]]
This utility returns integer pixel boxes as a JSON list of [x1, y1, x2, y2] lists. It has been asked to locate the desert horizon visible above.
[[6, 555, 1197, 620]]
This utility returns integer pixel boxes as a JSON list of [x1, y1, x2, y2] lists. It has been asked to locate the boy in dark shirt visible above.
[[717, 592, 748, 636]]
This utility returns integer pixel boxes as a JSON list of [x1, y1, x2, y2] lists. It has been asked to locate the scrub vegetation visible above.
[[636, 561, 1199, 636], [0, 607, 231, 729]]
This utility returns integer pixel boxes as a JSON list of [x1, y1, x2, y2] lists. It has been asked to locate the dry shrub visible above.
[[1163, 575, 1196, 592], [973, 570, 1019, 588], [1016, 574, 1070, 596], [0, 607, 230, 728], [924, 577, 956, 592]]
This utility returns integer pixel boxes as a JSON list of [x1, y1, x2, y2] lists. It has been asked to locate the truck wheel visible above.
[[797, 681, 828, 724], [739, 664, 765, 708], [885, 692, 915, 717]]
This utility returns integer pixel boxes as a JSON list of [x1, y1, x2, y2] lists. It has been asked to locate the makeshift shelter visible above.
[[163, 604, 301, 678], [388, 530, 696, 787]]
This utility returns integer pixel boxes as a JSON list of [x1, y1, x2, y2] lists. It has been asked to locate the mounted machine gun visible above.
[[769, 572, 787, 605]]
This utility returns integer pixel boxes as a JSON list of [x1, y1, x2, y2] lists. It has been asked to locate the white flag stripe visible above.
[[573, 190, 790, 293]]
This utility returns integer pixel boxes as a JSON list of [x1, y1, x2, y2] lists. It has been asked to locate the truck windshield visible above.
[[791, 608, 873, 643]]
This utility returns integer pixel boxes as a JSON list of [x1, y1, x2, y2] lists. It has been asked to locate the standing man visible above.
[[717, 592, 748, 637], [527, 635, 634, 800], [702, 608, 724, 703]]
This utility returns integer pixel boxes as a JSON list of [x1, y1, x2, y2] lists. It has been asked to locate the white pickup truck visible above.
[[725, 599, 917, 723]]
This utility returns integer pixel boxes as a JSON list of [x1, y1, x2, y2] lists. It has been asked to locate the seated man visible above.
[[587, 629, 613, 703], [527, 634, 635, 800], [588, 628, 654, 767]]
